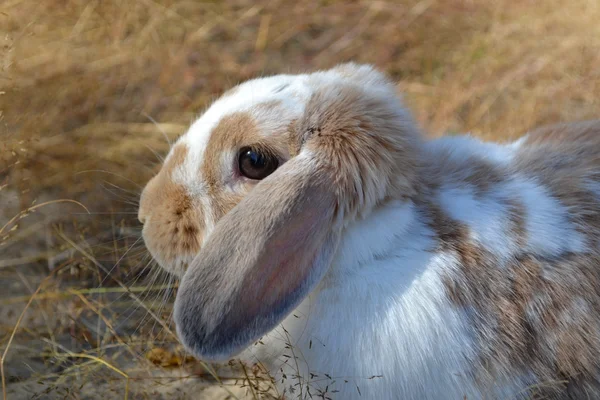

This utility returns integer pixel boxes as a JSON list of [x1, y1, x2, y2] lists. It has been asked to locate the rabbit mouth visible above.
[[141, 223, 199, 279], [152, 252, 193, 279]]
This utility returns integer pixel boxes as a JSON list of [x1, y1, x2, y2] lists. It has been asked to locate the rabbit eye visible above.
[[238, 147, 279, 180]]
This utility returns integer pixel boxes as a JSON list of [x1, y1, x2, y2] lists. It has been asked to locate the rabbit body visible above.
[[138, 64, 600, 400], [242, 125, 600, 400]]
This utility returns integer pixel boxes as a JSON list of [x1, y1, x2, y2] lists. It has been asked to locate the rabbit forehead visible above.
[[183, 74, 310, 150], [172, 63, 391, 187], [172, 74, 313, 187]]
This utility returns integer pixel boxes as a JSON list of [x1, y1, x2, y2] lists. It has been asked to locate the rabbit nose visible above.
[[138, 183, 152, 224], [138, 208, 147, 224], [138, 194, 149, 224]]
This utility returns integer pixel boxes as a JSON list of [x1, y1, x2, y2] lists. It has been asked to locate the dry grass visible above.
[[0, 0, 599, 398]]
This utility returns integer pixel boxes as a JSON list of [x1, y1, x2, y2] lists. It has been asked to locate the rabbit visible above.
[[138, 63, 600, 400]]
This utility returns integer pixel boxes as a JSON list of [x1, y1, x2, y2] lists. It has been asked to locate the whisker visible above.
[[99, 236, 143, 286], [91, 244, 147, 261], [146, 268, 172, 330], [100, 183, 140, 204], [153, 273, 176, 344], [144, 144, 165, 163], [76, 169, 143, 189], [102, 180, 142, 198], [158, 274, 177, 344], [72, 212, 140, 215], [107, 258, 157, 309], [128, 266, 165, 336], [116, 286, 163, 336], [142, 112, 173, 149]]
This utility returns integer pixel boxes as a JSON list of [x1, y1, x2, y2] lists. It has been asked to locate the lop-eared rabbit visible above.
[[138, 63, 600, 399]]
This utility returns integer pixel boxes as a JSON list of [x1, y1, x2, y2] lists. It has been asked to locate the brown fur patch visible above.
[[140, 144, 191, 222], [164, 144, 188, 174], [428, 204, 600, 396], [424, 121, 600, 397], [201, 107, 293, 187], [202, 113, 258, 188], [295, 82, 420, 220], [210, 191, 245, 220], [421, 148, 507, 196], [200, 110, 291, 221], [513, 121, 600, 248], [462, 159, 505, 194], [506, 198, 527, 248], [199, 101, 304, 221]]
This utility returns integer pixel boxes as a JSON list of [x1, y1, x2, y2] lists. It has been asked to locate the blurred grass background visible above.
[[0, 0, 599, 399]]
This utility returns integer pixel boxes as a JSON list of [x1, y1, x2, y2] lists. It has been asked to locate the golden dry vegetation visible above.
[[0, 0, 599, 399]]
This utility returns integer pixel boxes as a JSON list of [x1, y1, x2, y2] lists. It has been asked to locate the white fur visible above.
[[240, 195, 532, 399]]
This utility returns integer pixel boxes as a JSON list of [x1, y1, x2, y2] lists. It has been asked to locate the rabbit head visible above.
[[138, 63, 422, 361]]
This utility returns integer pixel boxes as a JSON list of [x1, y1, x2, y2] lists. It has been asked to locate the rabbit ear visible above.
[[174, 155, 340, 361]]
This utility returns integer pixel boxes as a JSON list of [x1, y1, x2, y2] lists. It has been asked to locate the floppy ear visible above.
[[174, 155, 340, 362]]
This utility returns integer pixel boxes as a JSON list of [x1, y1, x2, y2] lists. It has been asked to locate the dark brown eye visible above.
[[238, 147, 279, 180]]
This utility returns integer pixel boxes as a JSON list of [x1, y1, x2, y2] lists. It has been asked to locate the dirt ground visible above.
[[1, 0, 599, 399]]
